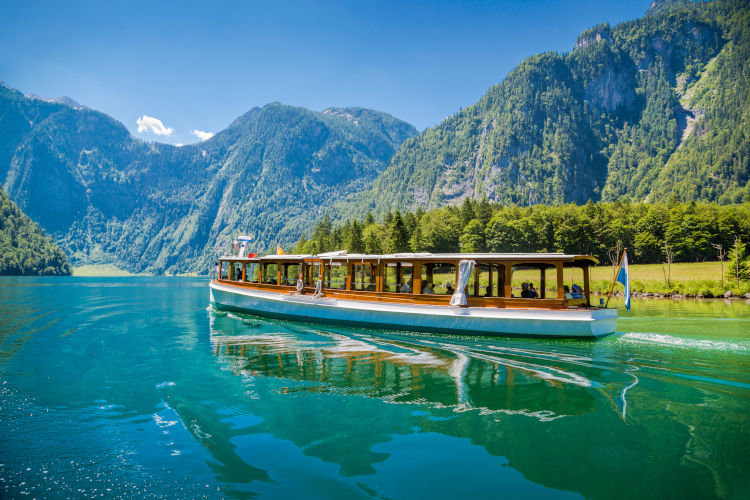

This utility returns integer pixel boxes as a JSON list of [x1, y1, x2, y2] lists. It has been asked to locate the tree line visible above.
[[293, 199, 750, 269]]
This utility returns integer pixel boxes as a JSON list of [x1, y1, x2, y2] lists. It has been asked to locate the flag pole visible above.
[[605, 248, 627, 308]]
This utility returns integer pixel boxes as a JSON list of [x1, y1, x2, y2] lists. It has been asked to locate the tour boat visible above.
[[209, 249, 618, 339]]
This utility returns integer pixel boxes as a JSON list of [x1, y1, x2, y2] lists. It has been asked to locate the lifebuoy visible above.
[[296, 278, 304, 293]]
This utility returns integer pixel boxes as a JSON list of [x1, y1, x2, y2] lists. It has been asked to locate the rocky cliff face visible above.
[[574, 23, 614, 50], [0, 86, 417, 274]]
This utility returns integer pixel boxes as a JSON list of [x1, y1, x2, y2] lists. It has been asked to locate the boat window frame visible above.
[[243, 261, 259, 283], [261, 262, 279, 285], [219, 260, 230, 280], [470, 262, 506, 298], [418, 261, 458, 296]]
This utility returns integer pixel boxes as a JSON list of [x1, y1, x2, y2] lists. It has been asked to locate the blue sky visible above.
[[1, 0, 651, 145]]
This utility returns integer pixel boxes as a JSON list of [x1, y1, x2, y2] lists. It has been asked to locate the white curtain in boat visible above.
[[450, 260, 476, 306]]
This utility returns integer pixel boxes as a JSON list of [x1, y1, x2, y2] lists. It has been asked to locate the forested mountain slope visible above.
[[343, 0, 748, 217], [0, 83, 416, 273], [0, 186, 71, 275]]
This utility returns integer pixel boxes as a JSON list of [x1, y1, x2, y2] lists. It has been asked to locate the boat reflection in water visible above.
[[210, 311, 608, 420], [203, 309, 747, 499]]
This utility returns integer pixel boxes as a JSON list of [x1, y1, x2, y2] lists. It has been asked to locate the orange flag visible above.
[[276, 245, 285, 255]]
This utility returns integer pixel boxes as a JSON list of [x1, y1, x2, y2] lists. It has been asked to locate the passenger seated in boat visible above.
[[521, 282, 531, 298], [564, 285, 573, 300], [445, 283, 454, 295], [484, 286, 492, 297], [401, 278, 413, 293], [421, 281, 434, 294], [529, 283, 539, 298], [571, 284, 583, 298]]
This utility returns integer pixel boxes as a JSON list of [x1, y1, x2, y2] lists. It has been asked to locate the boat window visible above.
[[383, 262, 413, 293], [220, 261, 230, 280], [563, 265, 587, 300], [244, 263, 259, 283], [306, 263, 322, 287], [401, 265, 413, 293], [231, 262, 243, 281], [540, 266, 557, 299], [262, 263, 278, 285], [352, 263, 375, 291], [510, 265, 542, 298], [326, 262, 347, 290], [421, 263, 456, 295], [470, 264, 498, 297], [281, 263, 301, 286]]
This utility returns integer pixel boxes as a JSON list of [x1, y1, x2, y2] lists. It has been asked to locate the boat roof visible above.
[[221, 251, 598, 265]]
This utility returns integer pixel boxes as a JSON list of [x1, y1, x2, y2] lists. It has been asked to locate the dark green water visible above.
[[1, 277, 749, 499]]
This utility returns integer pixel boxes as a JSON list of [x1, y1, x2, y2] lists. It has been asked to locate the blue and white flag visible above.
[[616, 250, 630, 311]]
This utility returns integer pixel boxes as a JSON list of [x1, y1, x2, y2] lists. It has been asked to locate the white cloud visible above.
[[136, 115, 173, 136], [191, 129, 215, 142]]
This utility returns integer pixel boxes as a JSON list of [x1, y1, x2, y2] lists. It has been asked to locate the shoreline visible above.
[[593, 290, 750, 301]]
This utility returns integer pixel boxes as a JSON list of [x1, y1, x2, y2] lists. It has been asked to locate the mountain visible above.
[[0, 83, 416, 274], [0, 186, 71, 275], [342, 0, 748, 217], [2, 0, 747, 275]]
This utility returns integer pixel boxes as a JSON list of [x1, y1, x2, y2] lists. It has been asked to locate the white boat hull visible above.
[[209, 281, 618, 339]]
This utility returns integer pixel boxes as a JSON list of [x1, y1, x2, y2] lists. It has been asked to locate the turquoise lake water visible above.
[[1, 277, 749, 499]]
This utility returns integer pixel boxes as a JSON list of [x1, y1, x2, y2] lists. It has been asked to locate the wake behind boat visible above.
[[209, 248, 617, 339]]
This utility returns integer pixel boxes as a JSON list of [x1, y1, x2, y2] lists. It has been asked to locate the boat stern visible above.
[[589, 308, 619, 338]]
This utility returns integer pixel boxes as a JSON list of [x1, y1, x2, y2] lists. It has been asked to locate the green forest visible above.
[[294, 199, 750, 267], [0, 187, 71, 275]]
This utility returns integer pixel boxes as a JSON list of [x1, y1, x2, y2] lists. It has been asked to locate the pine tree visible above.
[[460, 198, 476, 226], [363, 223, 383, 254], [727, 237, 750, 286], [384, 211, 394, 226], [387, 211, 409, 253], [347, 220, 365, 253]]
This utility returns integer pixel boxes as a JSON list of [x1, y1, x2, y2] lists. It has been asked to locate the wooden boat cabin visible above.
[[214, 252, 598, 310]]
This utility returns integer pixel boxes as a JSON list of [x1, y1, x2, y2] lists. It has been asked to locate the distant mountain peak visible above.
[[25, 93, 87, 110], [645, 0, 695, 16], [574, 23, 613, 50], [322, 108, 361, 120]]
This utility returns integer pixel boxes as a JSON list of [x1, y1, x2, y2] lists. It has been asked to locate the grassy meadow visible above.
[[491, 261, 748, 298], [72, 264, 135, 276], [587, 261, 749, 297]]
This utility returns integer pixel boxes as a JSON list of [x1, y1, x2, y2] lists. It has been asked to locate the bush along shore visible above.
[[591, 282, 750, 300]]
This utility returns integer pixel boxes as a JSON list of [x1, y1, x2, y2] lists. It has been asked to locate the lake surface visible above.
[[1, 277, 749, 499]]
